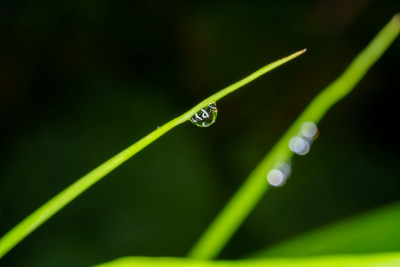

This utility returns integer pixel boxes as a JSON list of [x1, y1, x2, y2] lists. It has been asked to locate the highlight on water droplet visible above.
[[289, 136, 310, 155], [190, 102, 218, 127], [267, 162, 291, 187]]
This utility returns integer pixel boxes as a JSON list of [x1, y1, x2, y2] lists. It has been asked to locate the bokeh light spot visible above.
[[289, 136, 310, 155]]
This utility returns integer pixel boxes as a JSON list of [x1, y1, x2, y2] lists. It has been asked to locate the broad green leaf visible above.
[[94, 252, 400, 267], [250, 201, 400, 257]]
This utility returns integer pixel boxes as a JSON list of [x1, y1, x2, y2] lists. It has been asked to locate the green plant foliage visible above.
[[94, 252, 400, 267], [0, 50, 305, 259], [251, 201, 400, 257], [188, 13, 400, 260], [0, 6, 399, 265]]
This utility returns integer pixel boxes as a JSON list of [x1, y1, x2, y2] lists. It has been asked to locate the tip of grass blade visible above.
[[281, 48, 307, 63], [290, 48, 307, 59], [392, 13, 400, 28]]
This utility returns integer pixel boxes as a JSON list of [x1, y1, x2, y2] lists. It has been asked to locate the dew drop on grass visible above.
[[267, 170, 285, 187], [267, 162, 291, 187], [289, 136, 310, 155], [300, 121, 319, 140], [190, 102, 218, 127], [289, 122, 319, 155]]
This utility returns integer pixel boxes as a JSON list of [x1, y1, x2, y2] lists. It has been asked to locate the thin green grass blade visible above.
[[188, 14, 400, 260], [93, 252, 400, 267], [0, 50, 306, 259], [251, 201, 400, 257]]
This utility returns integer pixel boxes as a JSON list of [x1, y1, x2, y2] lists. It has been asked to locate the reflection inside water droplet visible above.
[[190, 102, 218, 127]]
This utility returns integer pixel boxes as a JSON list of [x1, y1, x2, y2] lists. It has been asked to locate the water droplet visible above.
[[190, 102, 218, 127], [267, 170, 285, 187], [289, 136, 310, 155], [300, 122, 319, 140], [267, 162, 291, 187], [276, 162, 291, 178], [289, 122, 319, 155]]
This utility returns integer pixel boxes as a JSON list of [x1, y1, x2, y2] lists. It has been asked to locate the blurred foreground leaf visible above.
[[94, 252, 400, 267], [251, 201, 400, 257]]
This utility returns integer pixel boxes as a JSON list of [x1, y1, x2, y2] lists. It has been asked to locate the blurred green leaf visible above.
[[94, 252, 400, 267], [188, 13, 400, 260], [251, 201, 400, 257]]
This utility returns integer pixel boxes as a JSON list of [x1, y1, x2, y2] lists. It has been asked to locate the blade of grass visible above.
[[250, 201, 400, 258], [0, 50, 306, 259], [94, 252, 400, 267], [188, 14, 400, 259]]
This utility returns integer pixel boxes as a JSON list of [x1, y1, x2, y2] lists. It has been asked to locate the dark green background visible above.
[[1, 1, 399, 266]]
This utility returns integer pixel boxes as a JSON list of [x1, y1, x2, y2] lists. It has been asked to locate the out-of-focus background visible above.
[[1, 1, 399, 266]]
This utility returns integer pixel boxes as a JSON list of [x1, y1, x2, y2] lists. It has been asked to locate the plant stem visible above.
[[0, 50, 306, 259], [187, 14, 400, 260]]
